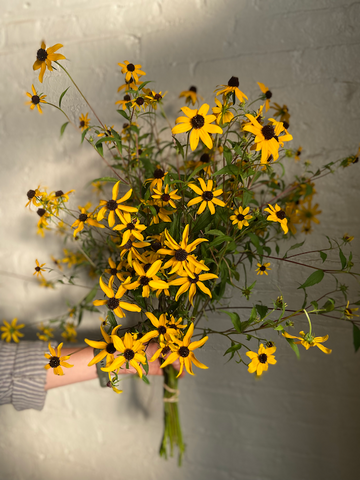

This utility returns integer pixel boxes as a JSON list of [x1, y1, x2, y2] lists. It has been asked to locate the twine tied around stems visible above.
[[163, 383, 179, 402]]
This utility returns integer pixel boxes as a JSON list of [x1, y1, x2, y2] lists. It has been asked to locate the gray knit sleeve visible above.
[[0, 341, 56, 411]]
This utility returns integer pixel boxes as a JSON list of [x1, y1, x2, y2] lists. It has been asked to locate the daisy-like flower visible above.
[[101, 332, 147, 378], [115, 94, 132, 110], [113, 212, 147, 245], [243, 115, 293, 164], [151, 184, 181, 209], [140, 312, 182, 343], [117, 77, 141, 93], [212, 97, 234, 125], [160, 322, 209, 378], [36, 323, 54, 342], [264, 203, 289, 234], [255, 262, 271, 275], [25, 85, 46, 114], [145, 166, 168, 191], [33, 41, 66, 83], [187, 178, 226, 215], [145, 90, 167, 109], [148, 339, 172, 362], [246, 344, 276, 376], [44, 342, 74, 376], [297, 200, 321, 231], [33, 259, 46, 278], [172, 104, 223, 151], [97, 182, 138, 228], [93, 276, 141, 318], [97, 124, 116, 144], [118, 61, 146, 83], [149, 204, 174, 224], [294, 146, 302, 161], [270, 103, 290, 124], [49, 189, 75, 214], [131, 96, 148, 112], [282, 330, 332, 354], [158, 224, 209, 275], [344, 301, 359, 319], [85, 324, 122, 367], [257, 82, 273, 112], [79, 113, 90, 131], [72, 205, 105, 237], [61, 322, 78, 343], [215, 76, 248, 103], [104, 258, 127, 287], [230, 206, 253, 230], [179, 86, 202, 106], [124, 260, 168, 298], [1, 318, 25, 343], [120, 236, 150, 266], [25, 185, 45, 209], [343, 233, 354, 243], [170, 262, 218, 305]]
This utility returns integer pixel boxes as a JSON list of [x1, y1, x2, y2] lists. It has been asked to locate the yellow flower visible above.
[[343, 233, 354, 243], [255, 262, 271, 275], [33, 259, 46, 278], [145, 166, 168, 191], [79, 113, 90, 131], [187, 178, 225, 215], [215, 76, 248, 104], [117, 77, 142, 93], [257, 82, 272, 112], [36, 323, 54, 342], [344, 301, 359, 319], [172, 104, 223, 151], [115, 94, 132, 110], [61, 323, 77, 343], [160, 323, 209, 378], [297, 200, 321, 230], [97, 124, 116, 143], [97, 183, 138, 228], [124, 260, 168, 298], [1, 318, 25, 343], [264, 203, 289, 234], [120, 236, 150, 267], [25, 185, 45, 209], [140, 312, 183, 343], [282, 330, 332, 354], [113, 212, 147, 245], [93, 276, 141, 319], [101, 332, 147, 378], [25, 85, 47, 114], [144, 90, 167, 109], [230, 206, 253, 230], [179, 86, 202, 106], [131, 95, 148, 112], [71, 205, 105, 237], [212, 97, 234, 125], [270, 102, 290, 124], [170, 262, 218, 305], [104, 258, 127, 288], [44, 342, 74, 376], [246, 344, 276, 376], [85, 324, 122, 367], [33, 41, 66, 83], [294, 146, 302, 161], [118, 61, 146, 82], [151, 184, 181, 209]]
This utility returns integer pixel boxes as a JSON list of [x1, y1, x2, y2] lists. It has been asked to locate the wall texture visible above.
[[1, 1, 360, 479]]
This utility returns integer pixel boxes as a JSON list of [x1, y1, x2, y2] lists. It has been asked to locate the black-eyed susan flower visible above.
[[159, 322, 208, 378], [270, 102, 290, 123], [212, 97, 234, 125], [101, 332, 147, 378], [36, 323, 54, 342], [148, 339, 172, 362], [118, 61, 146, 83], [294, 146, 302, 161], [85, 324, 122, 367], [230, 206, 253, 230], [97, 124, 116, 143], [72, 205, 105, 237], [172, 104, 223, 151], [104, 258, 127, 287], [145, 166, 168, 191], [33, 259, 46, 278], [282, 330, 332, 354], [131, 95, 148, 112], [25, 85, 47, 114], [264, 203, 289, 234], [139, 312, 182, 343], [297, 200, 321, 231], [158, 224, 209, 275], [44, 342, 74, 376], [33, 41, 66, 83], [61, 322, 78, 343], [113, 212, 147, 245], [343, 233, 354, 243], [344, 301, 359, 319], [115, 94, 132, 110], [257, 82, 272, 112], [97, 182, 138, 228], [256, 262, 271, 275], [151, 184, 181, 209], [215, 76, 248, 104], [187, 178, 226, 215], [1, 318, 25, 343], [149, 204, 174, 224], [49, 189, 75, 214], [117, 77, 141, 93], [170, 262, 218, 305], [93, 276, 141, 318], [120, 236, 150, 266], [145, 90, 167, 109], [246, 344, 276, 376], [25, 185, 45, 208], [124, 260, 168, 298], [179, 86, 202, 106], [79, 113, 90, 131]]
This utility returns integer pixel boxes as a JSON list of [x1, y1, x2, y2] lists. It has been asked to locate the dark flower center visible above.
[[200, 153, 210, 163], [202, 191, 214, 201], [189, 273, 199, 284], [267, 154, 274, 163], [175, 249, 188, 261], [123, 239, 133, 250], [266, 341, 274, 348], [161, 193, 170, 202], [136, 97, 144, 106], [55, 190, 64, 197], [124, 94, 131, 101], [123, 123, 129, 129], [153, 168, 165, 179], [124, 349, 135, 360], [127, 63, 135, 72], [168, 324, 178, 330], [276, 210, 286, 220], [158, 326, 167, 335], [79, 213, 88, 222], [152, 241, 162, 252], [32, 95, 40, 105], [260, 266, 266, 271], [265, 90, 272, 99], [35, 266, 41, 272], [140, 276, 150, 286], [106, 199, 117, 211], [261, 125, 275, 140], [49, 356, 60, 368], [154, 205, 160, 214], [110, 268, 118, 275], [179, 346, 190, 357], [296, 149, 302, 156], [258, 353, 268, 363], [138, 149, 143, 155], [161, 346, 170, 356], [191, 114, 205, 129], [154, 93, 162, 100], [80, 120, 85, 127], [106, 343, 116, 354], [283, 121, 290, 130], [27, 189, 35, 199], [127, 222, 135, 230], [143, 264, 151, 272], [37, 208, 46, 217], [237, 213, 245, 221], [189, 86, 197, 93], [107, 297, 120, 310], [228, 76, 239, 87], [37, 48, 48, 61]]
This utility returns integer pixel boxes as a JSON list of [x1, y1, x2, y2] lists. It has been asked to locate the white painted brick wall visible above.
[[0, 1, 360, 479]]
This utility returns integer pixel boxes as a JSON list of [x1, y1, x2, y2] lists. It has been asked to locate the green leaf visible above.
[[143, 354, 149, 375], [284, 337, 300, 359], [322, 298, 335, 312], [274, 325, 284, 331], [320, 251, 327, 263], [247, 233, 263, 259], [187, 164, 206, 182], [213, 165, 239, 177], [192, 210, 211, 235], [81, 127, 90, 144], [208, 234, 233, 248], [339, 248, 347, 269], [137, 80, 152, 91], [87, 177, 118, 185], [223, 146, 233, 165], [142, 375, 150, 385], [219, 311, 242, 333], [297, 270, 324, 289], [117, 109, 129, 120], [206, 229, 225, 236], [353, 324, 360, 353], [59, 86, 70, 108], [256, 304, 268, 320], [60, 122, 69, 138], [83, 285, 98, 304], [107, 311, 118, 329], [284, 240, 305, 257], [249, 305, 258, 322], [174, 138, 185, 159], [95, 143, 104, 156]]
